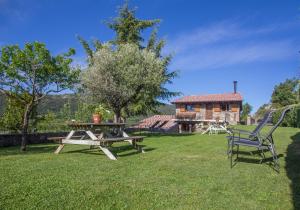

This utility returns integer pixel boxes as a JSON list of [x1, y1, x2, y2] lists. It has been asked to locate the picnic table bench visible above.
[[53, 122, 145, 160]]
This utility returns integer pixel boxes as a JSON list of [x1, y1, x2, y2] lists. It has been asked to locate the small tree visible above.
[[240, 102, 252, 122], [0, 42, 80, 151], [82, 43, 166, 122]]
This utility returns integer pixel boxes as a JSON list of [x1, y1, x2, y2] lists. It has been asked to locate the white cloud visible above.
[[165, 20, 296, 71], [171, 41, 294, 71]]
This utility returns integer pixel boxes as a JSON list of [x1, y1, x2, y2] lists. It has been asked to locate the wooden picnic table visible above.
[[201, 120, 230, 135], [54, 122, 145, 160]]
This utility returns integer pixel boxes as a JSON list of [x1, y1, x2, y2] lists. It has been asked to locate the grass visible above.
[[0, 126, 299, 209]]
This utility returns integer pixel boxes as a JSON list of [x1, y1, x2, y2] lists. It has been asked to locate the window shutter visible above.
[[195, 104, 201, 112], [214, 104, 221, 112], [231, 104, 238, 112], [180, 105, 186, 112]]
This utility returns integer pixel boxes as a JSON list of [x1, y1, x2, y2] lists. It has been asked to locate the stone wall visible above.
[[0, 132, 68, 147]]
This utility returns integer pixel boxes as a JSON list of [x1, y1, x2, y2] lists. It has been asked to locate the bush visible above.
[[297, 109, 300, 128], [272, 108, 300, 128]]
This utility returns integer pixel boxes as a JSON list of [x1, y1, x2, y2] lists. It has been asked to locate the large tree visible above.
[[270, 78, 300, 127], [78, 2, 178, 119], [271, 78, 299, 108], [82, 44, 167, 122], [0, 42, 80, 151]]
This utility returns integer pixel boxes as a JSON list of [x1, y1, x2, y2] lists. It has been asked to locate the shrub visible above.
[[272, 108, 300, 127]]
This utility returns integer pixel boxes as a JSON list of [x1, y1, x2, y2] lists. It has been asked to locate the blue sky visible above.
[[0, 0, 300, 113]]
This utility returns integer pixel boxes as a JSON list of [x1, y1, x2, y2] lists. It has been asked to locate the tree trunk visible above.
[[20, 105, 31, 152], [114, 110, 122, 123], [20, 127, 28, 152]]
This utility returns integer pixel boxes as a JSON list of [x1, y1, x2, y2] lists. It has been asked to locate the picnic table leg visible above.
[[123, 131, 145, 153], [127, 139, 145, 153], [86, 130, 117, 160], [202, 125, 211, 135], [99, 145, 117, 160], [54, 130, 75, 154], [54, 144, 65, 154]]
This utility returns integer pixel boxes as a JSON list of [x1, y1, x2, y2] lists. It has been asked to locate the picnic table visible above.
[[201, 120, 230, 135], [54, 122, 145, 160]]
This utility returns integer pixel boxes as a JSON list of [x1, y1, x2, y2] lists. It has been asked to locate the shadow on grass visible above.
[[286, 131, 300, 210], [130, 132, 194, 138], [231, 149, 284, 171], [64, 144, 155, 157], [0, 144, 58, 156], [65, 148, 106, 156]]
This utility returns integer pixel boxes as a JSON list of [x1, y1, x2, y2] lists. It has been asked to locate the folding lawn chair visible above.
[[227, 106, 292, 171]]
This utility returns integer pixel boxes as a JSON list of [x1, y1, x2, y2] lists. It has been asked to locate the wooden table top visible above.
[[67, 122, 126, 128]]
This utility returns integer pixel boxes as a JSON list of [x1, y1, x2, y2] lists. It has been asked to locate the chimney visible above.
[[233, 81, 237, 94]]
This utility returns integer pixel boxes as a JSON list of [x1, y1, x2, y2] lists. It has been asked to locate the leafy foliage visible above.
[[271, 78, 299, 108], [0, 42, 80, 150], [107, 2, 160, 46], [254, 104, 270, 120], [272, 108, 299, 127], [82, 44, 167, 122], [78, 2, 179, 119], [0, 98, 24, 132], [240, 102, 252, 122], [59, 101, 73, 121], [270, 78, 300, 127]]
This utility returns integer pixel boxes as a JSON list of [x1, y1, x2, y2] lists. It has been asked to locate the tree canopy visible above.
[[82, 43, 167, 122], [79, 2, 178, 119], [107, 3, 160, 46], [271, 78, 299, 108], [0, 42, 80, 150], [240, 102, 252, 122]]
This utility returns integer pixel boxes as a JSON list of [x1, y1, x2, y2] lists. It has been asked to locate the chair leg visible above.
[[230, 142, 235, 168], [236, 145, 239, 160], [258, 148, 265, 164], [227, 138, 231, 158], [269, 144, 279, 171]]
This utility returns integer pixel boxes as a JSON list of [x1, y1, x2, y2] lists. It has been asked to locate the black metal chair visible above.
[[227, 106, 292, 171], [227, 110, 273, 156]]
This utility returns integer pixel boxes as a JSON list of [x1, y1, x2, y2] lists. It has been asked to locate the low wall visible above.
[[0, 132, 68, 147]]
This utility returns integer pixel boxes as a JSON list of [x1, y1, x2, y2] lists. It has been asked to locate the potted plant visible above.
[[93, 105, 109, 124]]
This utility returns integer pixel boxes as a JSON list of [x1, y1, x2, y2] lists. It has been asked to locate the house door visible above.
[[205, 104, 213, 120]]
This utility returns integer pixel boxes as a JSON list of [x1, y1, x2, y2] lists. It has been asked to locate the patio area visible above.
[[0, 126, 299, 209]]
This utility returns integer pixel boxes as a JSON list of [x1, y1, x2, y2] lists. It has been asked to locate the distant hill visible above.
[[0, 93, 79, 115], [0, 93, 175, 120]]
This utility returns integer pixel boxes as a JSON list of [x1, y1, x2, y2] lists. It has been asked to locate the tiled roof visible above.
[[134, 115, 176, 129], [172, 93, 243, 103]]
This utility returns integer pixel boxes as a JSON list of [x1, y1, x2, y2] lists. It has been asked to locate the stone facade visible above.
[[175, 102, 241, 125]]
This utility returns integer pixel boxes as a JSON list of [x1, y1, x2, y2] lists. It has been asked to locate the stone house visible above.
[[171, 82, 243, 132]]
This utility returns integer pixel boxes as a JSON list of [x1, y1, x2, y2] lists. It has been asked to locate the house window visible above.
[[221, 103, 230, 111], [185, 105, 194, 111]]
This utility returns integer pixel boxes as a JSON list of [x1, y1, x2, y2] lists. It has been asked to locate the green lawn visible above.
[[0, 126, 299, 210]]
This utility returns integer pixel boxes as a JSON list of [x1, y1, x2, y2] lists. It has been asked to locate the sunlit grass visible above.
[[0, 126, 299, 209]]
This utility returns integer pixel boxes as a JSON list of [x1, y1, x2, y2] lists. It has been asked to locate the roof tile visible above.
[[172, 93, 243, 103]]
